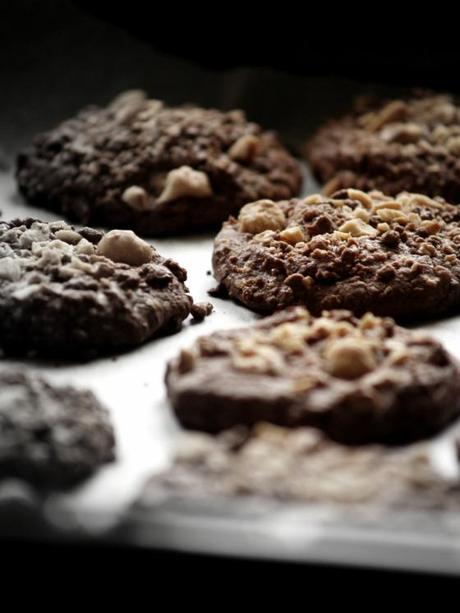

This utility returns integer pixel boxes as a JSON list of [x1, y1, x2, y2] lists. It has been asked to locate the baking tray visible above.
[[2, 0, 460, 575], [3, 160, 460, 575]]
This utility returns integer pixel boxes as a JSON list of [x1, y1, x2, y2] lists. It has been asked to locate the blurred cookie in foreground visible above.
[[213, 190, 460, 321], [141, 423, 460, 509], [0, 219, 193, 358], [0, 370, 115, 489], [306, 93, 460, 200], [166, 308, 460, 444], [16, 90, 301, 235]]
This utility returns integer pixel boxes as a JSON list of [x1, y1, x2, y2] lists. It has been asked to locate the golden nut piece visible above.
[[325, 337, 377, 379], [157, 166, 213, 204], [122, 185, 151, 210], [96, 230, 153, 266], [338, 218, 378, 237], [228, 134, 260, 161], [239, 199, 286, 234]]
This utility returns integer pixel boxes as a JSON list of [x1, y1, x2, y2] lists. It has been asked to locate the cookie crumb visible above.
[[191, 302, 214, 321], [208, 283, 228, 298]]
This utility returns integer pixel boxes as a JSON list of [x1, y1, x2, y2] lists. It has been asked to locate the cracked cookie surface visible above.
[[212, 189, 460, 321], [306, 94, 460, 201], [166, 308, 460, 443], [0, 369, 115, 489], [16, 90, 301, 235], [0, 219, 193, 357]]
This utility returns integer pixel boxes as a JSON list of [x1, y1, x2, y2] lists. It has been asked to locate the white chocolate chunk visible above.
[[239, 200, 286, 234], [157, 166, 213, 204], [228, 134, 260, 161], [0, 257, 21, 282], [122, 185, 151, 211], [96, 230, 153, 266], [55, 229, 82, 244]]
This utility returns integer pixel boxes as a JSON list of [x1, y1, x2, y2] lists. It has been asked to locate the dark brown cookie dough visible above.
[[166, 307, 460, 444], [306, 94, 460, 201], [0, 219, 193, 358], [16, 90, 301, 235], [0, 369, 115, 489], [212, 190, 460, 321], [145, 423, 460, 509]]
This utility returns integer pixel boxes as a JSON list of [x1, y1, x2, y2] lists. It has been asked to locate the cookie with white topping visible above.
[[0, 369, 115, 489], [0, 219, 193, 357]]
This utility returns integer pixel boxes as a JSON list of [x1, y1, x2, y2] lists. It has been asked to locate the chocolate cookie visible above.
[[0, 219, 193, 357], [212, 190, 460, 321], [166, 307, 460, 443], [145, 423, 460, 509], [16, 90, 301, 235], [306, 93, 460, 200], [0, 370, 115, 488]]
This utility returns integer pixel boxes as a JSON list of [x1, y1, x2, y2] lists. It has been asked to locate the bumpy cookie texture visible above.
[[306, 94, 460, 201], [144, 424, 460, 508], [0, 219, 193, 357], [166, 308, 460, 443], [0, 370, 115, 489], [213, 190, 460, 321], [16, 90, 301, 235]]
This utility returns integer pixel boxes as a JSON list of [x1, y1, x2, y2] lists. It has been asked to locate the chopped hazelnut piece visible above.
[[407, 212, 421, 225], [377, 222, 390, 233], [359, 100, 407, 132], [420, 219, 442, 234], [304, 194, 325, 205], [380, 122, 423, 144], [122, 185, 151, 210], [338, 218, 378, 237], [239, 200, 286, 234], [96, 230, 153, 266], [333, 230, 351, 241], [55, 229, 82, 244], [232, 342, 284, 375], [325, 337, 376, 379], [323, 175, 348, 196], [157, 166, 213, 204], [228, 134, 260, 161], [75, 238, 96, 255], [376, 208, 408, 223], [372, 200, 402, 211], [278, 226, 304, 245], [269, 323, 307, 353], [253, 230, 276, 243], [354, 207, 371, 222], [345, 189, 373, 209]]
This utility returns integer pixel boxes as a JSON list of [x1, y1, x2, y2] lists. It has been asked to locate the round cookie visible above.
[[212, 189, 460, 321], [16, 90, 302, 235], [0, 219, 193, 357], [0, 369, 115, 488], [166, 307, 460, 444], [306, 93, 460, 200], [146, 424, 460, 508]]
